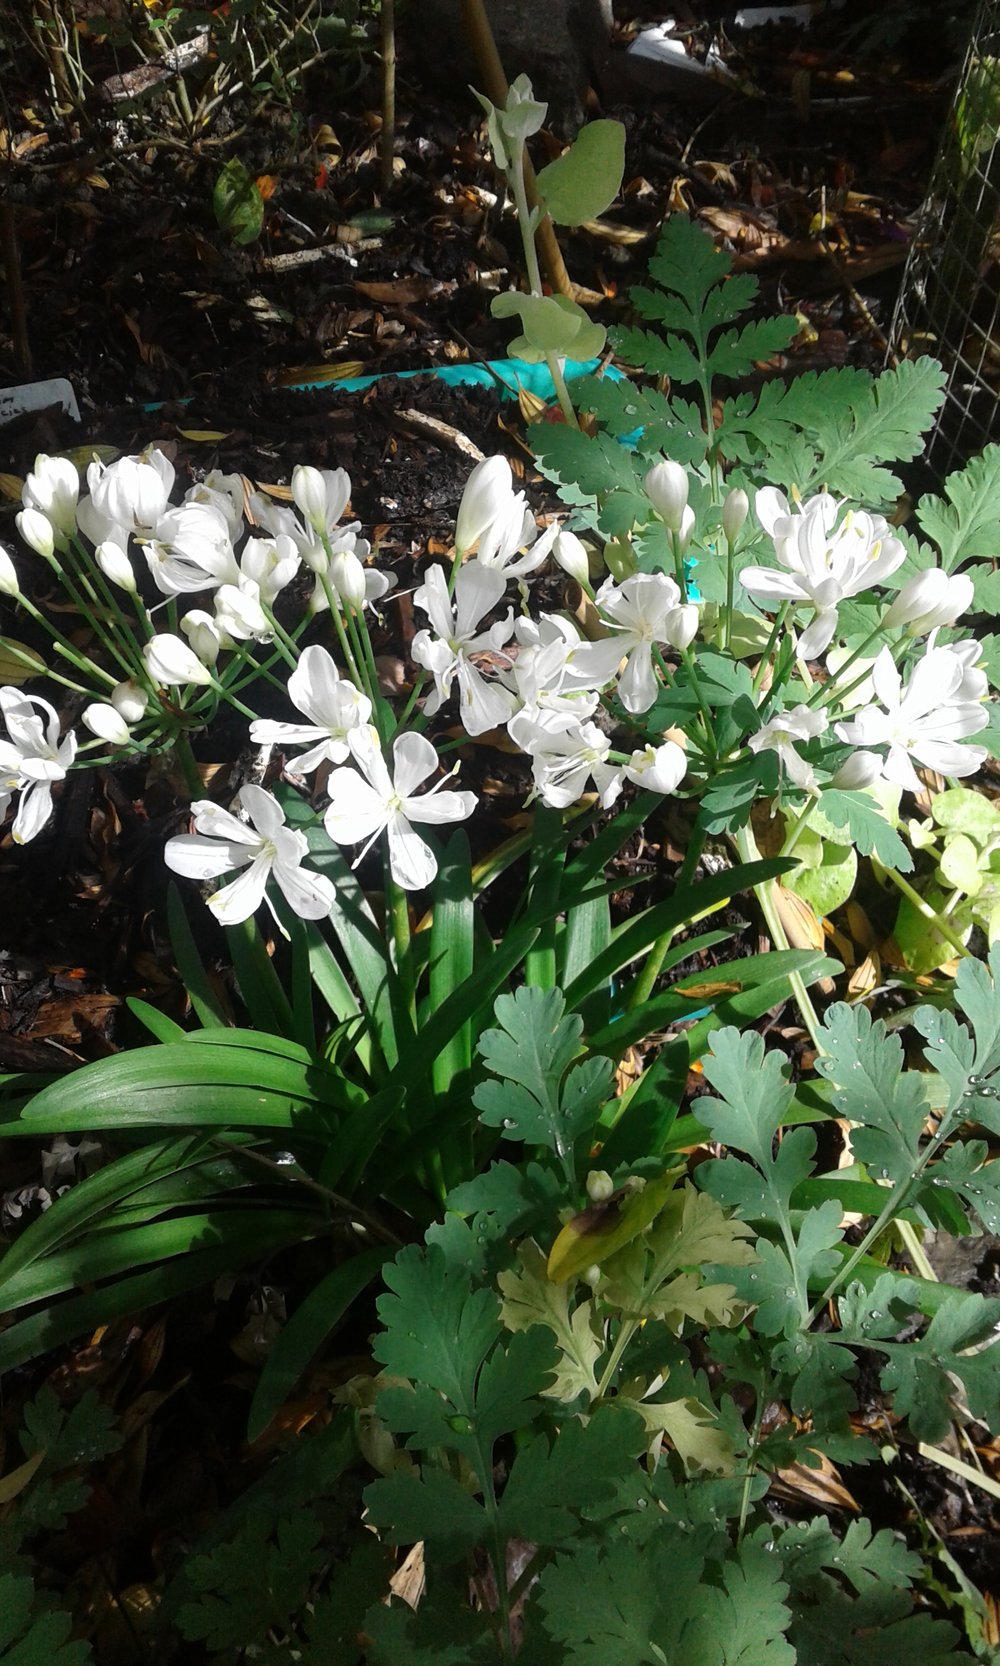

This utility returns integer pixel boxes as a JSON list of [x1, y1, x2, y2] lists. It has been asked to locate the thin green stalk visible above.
[[880, 866, 973, 960], [733, 824, 824, 1051], [670, 528, 688, 603], [16, 594, 117, 686], [627, 824, 706, 1011], [321, 579, 364, 686], [679, 646, 717, 754], [508, 142, 579, 429], [779, 794, 821, 861], [807, 623, 884, 710], [750, 603, 791, 696]]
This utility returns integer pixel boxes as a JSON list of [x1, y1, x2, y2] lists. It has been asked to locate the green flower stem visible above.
[[750, 603, 791, 697], [56, 544, 146, 679], [387, 867, 416, 1023], [778, 793, 820, 862], [670, 529, 688, 603], [207, 677, 259, 723], [172, 731, 205, 799], [0, 637, 92, 696], [15, 594, 118, 687], [879, 866, 973, 960], [679, 646, 717, 755], [508, 142, 579, 430], [807, 623, 885, 711], [627, 824, 706, 1011], [723, 530, 737, 652], [321, 578, 364, 688], [733, 824, 824, 1052], [259, 605, 302, 672]]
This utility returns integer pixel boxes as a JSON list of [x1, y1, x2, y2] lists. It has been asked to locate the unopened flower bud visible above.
[[95, 539, 137, 593], [111, 679, 148, 723], [181, 609, 222, 666], [604, 537, 637, 582], [16, 507, 55, 561], [586, 1169, 614, 1204], [645, 460, 689, 531], [0, 544, 19, 597], [722, 487, 749, 544], [82, 702, 130, 746], [664, 603, 699, 652], [881, 569, 974, 636], [330, 549, 367, 612], [552, 529, 591, 588]]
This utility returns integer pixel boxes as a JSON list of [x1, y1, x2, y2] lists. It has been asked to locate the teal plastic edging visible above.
[[287, 356, 626, 400]]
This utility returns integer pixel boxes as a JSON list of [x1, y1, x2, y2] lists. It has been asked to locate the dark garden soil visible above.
[[2, 2, 1000, 1655]]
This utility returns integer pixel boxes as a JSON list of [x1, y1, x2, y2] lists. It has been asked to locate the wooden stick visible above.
[[459, 0, 573, 300], [380, 0, 396, 195]]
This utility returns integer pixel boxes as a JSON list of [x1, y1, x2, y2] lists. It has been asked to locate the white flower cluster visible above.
[[0, 448, 991, 928]]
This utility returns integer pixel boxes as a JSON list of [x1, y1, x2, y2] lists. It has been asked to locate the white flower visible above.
[[624, 740, 687, 794], [291, 465, 351, 535], [0, 544, 19, 597], [180, 611, 223, 667], [455, 455, 514, 556], [165, 783, 336, 926], [834, 642, 989, 791], [249, 645, 372, 772], [830, 751, 883, 790], [82, 702, 131, 746], [551, 529, 591, 588], [144, 633, 215, 687], [412, 561, 516, 735], [95, 536, 136, 593], [882, 568, 974, 635], [185, 471, 246, 541], [15, 506, 55, 561], [323, 726, 476, 889], [506, 626, 603, 731], [586, 573, 697, 713], [214, 583, 272, 643], [83, 448, 175, 538], [747, 704, 829, 793], [741, 489, 906, 659], [111, 680, 148, 724], [240, 534, 300, 605], [722, 487, 749, 543], [508, 711, 621, 809], [22, 454, 79, 546], [645, 460, 689, 532], [0, 688, 77, 843], [143, 502, 240, 597]]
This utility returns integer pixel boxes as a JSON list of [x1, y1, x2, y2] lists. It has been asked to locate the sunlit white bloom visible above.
[[624, 740, 687, 794], [95, 535, 136, 593], [291, 465, 351, 534], [240, 534, 300, 605], [82, 702, 130, 746], [111, 680, 148, 724], [15, 507, 55, 561], [214, 583, 272, 642], [476, 496, 559, 578], [882, 568, 974, 636], [506, 630, 602, 731], [508, 711, 621, 809], [22, 454, 79, 547], [165, 783, 336, 926], [747, 704, 829, 793], [455, 456, 513, 555], [144, 632, 215, 687], [249, 645, 371, 772], [834, 642, 989, 791], [0, 544, 19, 597], [183, 471, 246, 541], [412, 561, 516, 735], [323, 726, 476, 889], [941, 636, 989, 703], [0, 688, 77, 843], [586, 573, 697, 713], [144, 502, 240, 597], [742, 489, 906, 659], [83, 449, 175, 538], [645, 460, 689, 532], [180, 610, 223, 667], [330, 547, 368, 611]]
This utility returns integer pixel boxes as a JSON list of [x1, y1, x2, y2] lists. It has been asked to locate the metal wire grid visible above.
[[888, 0, 1000, 476]]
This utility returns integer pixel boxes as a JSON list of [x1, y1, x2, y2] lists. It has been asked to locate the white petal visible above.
[[274, 857, 336, 920], [208, 854, 273, 925], [456, 660, 517, 736], [240, 783, 286, 839], [11, 781, 53, 843], [797, 608, 839, 660], [391, 731, 440, 797], [386, 812, 438, 889], [454, 559, 508, 638], [190, 800, 260, 845], [617, 644, 659, 715], [323, 769, 388, 846], [403, 787, 476, 826], [164, 832, 255, 879]]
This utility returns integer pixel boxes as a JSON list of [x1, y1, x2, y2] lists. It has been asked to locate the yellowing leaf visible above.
[[498, 1240, 602, 1403], [176, 428, 232, 442], [0, 638, 45, 683], [620, 1390, 735, 1475], [547, 1169, 681, 1285], [0, 472, 24, 502]]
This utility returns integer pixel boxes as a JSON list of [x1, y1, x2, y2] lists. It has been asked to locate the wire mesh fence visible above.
[[889, 0, 1000, 475]]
